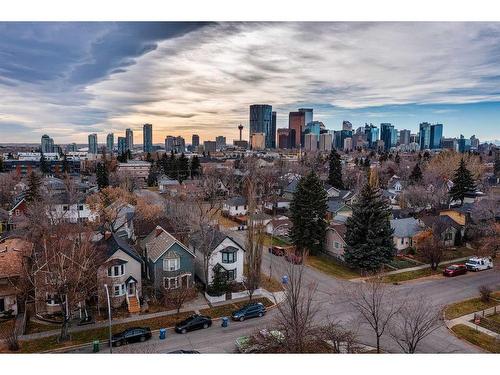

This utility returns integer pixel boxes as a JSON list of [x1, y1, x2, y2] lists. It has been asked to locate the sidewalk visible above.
[[445, 305, 500, 339]]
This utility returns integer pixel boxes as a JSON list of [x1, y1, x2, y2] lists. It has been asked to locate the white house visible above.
[[265, 216, 292, 236], [189, 228, 245, 285], [158, 175, 180, 193], [324, 224, 347, 260], [390, 217, 423, 253], [48, 192, 97, 224], [222, 196, 247, 217]]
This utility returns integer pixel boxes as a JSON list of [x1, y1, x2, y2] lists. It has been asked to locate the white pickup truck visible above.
[[465, 257, 494, 271]]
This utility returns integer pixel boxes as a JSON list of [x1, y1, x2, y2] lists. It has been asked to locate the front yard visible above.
[[451, 324, 500, 353], [381, 267, 443, 284], [305, 255, 360, 279], [262, 234, 291, 247], [199, 297, 274, 319], [444, 291, 500, 320]]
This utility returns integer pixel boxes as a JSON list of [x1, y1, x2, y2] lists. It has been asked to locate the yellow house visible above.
[[439, 209, 466, 226]]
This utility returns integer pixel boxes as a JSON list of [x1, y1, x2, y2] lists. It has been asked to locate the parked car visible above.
[[465, 257, 494, 272], [269, 246, 286, 256], [111, 327, 152, 347], [443, 264, 467, 277], [285, 252, 303, 265], [168, 349, 200, 354], [175, 314, 212, 334], [231, 302, 266, 321]]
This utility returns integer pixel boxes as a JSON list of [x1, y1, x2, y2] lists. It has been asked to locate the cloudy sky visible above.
[[1, 22, 499, 144]]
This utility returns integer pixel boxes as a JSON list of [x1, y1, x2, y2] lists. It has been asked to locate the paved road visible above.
[[68, 228, 500, 354]]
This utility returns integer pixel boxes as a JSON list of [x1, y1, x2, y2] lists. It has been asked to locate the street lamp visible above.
[[103, 284, 113, 354], [269, 223, 289, 279]]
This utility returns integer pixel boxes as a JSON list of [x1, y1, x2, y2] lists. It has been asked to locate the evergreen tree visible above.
[[62, 154, 69, 174], [289, 171, 328, 255], [0, 156, 4, 172], [344, 178, 395, 272], [126, 149, 132, 160], [327, 149, 344, 189], [146, 152, 152, 162], [494, 157, 500, 178], [25, 171, 42, 202], [167, 151, 177, 179], [190, 155, 201, 178], [39, 153, 50, 175], [394, 152, 400, 165], [363, 158, 371, 168], [409, 163, 423, 185], [449, 158, 476, 205], [177, 153, 189, 183], [96, 162, 109, 190], [147, 164, 158, 187]]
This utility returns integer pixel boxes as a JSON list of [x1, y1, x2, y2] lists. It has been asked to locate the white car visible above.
[[465, 257, 493, 271]]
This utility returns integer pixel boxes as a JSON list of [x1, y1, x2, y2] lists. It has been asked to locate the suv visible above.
[[175, 314, 212, 334], [443, 264, 467, 277], [111, 327, 152, 347], [231, 302, 266, 321]]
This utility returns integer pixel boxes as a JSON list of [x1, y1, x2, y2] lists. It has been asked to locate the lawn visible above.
[[0, 319, 15, 340], [305, 255, 359, 279], [451, 324, 500, 353], [386, 257, 421, 270], [475, 313, 500, 334], [200, 297, 274, 319], [25, 320, 60, 335], [12, 311, 194, 354], [381, 267, 443, 284], [444, 292, 500, 320], [262, 234, 291, 247], [442, 246, 476, 261], [260, 276, 284, 292]]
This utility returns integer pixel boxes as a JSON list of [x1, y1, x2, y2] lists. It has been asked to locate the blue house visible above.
[[141, 226, 195, 292]]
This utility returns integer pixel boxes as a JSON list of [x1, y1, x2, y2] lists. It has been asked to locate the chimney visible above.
[[104, 231, 112, 240], [155, 227, 163, 237]]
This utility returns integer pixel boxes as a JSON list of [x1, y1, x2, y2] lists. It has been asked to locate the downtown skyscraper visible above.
[[143, 123, 153, 153], [249, 104, 273, 149], [106, 133, 114, 152], [88, 133, 98, 154]]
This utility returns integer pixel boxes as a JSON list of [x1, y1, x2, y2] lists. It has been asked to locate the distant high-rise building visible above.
[[364, 124, 379, 149], [304, 133, 318, 152], [442, 137, 458, 151], [410, 133, 419, 144], [66, 143, 78, 152], [419, 122, 431, 150], [215, 136, 226, 150], [343, 137, 353, 152], [249, 104, 273, 149], [165, 136, 175, 152], [305, 121, 324, 136], [319, 132, 333, 152], [204, 140, 217, 154], [192, 134, 200, 148], [250, 133, 266, 150], [298, 108, 313, 126], [270, 111, 277, 148], [126, 128, 134, 151], [237, 125, 244, 141], [342, 121, 353, 131], [118, 137, 127, 155], [334, 130, 353, 150], [143, 124, 153, 153], [41, 134, 54, 154], [106, 133, 114, 152], [380, 123, 397, 151], [458, 134, 472, 153], [470, 135, 480, 149], [277, 128, 291, 149], [289, 111, 305, 148], [88, 133, 98, 154], [399, 129, 411, 145], [174, 136, 185, 153], [430, 123, 443, 149]]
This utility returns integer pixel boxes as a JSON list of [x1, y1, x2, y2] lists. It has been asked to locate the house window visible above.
[[227, 269, 236, 281], [113, 284, 126, 296], [63, 205, 68, 211], [401, 238, 405, 245], [163, 257, 180, 271], [164, 277, 179, 289], [107, 264, 125, 277], [46, 293, 63, 306], [78, 205, 84, 211], [445, 232, 453, 241], [334, 242, 339, 249], [222, 251, 236, 263]]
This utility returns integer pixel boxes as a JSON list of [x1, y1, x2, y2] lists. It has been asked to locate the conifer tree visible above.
[[0, 156, 4, 172], [39, 153, 50, 175], [409, 163, 423, 185], [289, 171, 328, 255], [344, 175, 395, 272], [327, 149, 344, 189], [167, 151, 177, 179], [190, 155, 201, 178], [25, 171, 42, 202], [177, 153, 189, 183], [449, 158, 476, 205], [96, 162, 109, 190]]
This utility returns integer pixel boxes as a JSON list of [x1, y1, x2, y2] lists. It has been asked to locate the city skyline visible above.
[[1, 22, 500, 143]]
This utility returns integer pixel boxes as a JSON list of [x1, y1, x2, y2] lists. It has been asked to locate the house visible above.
[[324, 224, 347, 260], [7, 198, 28, 231], [388, 175, 403, 194], [141, 226, 195, 292], [265, 216, 292, 236], [248, 212, 273, 227], [96, 233, 143, 313], [420, 215, 465, 247], [158, 175, 180, 193], [390, 217, 423, 253], [0, 237, 32, 317], [189, 228, 245, 286], [263, 196, 291, 214], [326, 199, 352, 221], [282, 178, 300, 200], [48, 192, 96, 224], [222, 196, 247, 217], [0, 208, 8, 234]]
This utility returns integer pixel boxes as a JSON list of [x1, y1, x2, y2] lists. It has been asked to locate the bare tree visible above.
[[163, 284, 197, 313], [389, 295, 442, 353], [344, 277, 402, 353], [29, 223, 99, 342], [415, 226, 446, 271]]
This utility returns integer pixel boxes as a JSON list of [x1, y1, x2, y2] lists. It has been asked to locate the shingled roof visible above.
[[141, 226, 194, 263]]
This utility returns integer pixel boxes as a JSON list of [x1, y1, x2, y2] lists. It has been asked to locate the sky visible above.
[[0, 22, 499, 145]]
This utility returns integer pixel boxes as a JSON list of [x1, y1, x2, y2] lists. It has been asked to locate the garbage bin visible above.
[[221, 317, 229, 328], [92, 340, 100, 353], [159, 328, 167, 340], [282, 275, 289, 285]]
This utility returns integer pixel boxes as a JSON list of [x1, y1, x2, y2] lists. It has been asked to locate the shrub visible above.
[[479, 285, 492, 303]]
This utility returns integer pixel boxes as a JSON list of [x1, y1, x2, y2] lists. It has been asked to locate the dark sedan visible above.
[[111, 327, 152, 347], [175, 314, 212, 334], [443, 264, 467, 277], [231, 302, 266, 322], [168, 349, 201, 354]]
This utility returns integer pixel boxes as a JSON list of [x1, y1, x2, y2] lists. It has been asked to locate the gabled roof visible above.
[[0, 238, 32, 278], [390, 217, 422, 238], [283, 178, 300, 194], [102, 233, 142, 264], [420, 215, 463, 231], [225, 196, 246, 207], [327, 199, 346, 214], [189, 227, 245, 254], [328, 224, 347, 240], [142, 225, 194, 263]]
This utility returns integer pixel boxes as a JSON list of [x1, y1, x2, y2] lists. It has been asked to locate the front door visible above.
[[127, 282, 136, 296]]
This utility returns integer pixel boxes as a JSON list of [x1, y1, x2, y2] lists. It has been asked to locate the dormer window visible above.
[[222, 248, 237, 264], [163, 255, 180, 271], [108, 264, 125, 277]]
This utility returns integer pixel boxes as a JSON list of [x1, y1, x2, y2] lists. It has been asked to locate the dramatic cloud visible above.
[[0, 22, 499, 143]]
